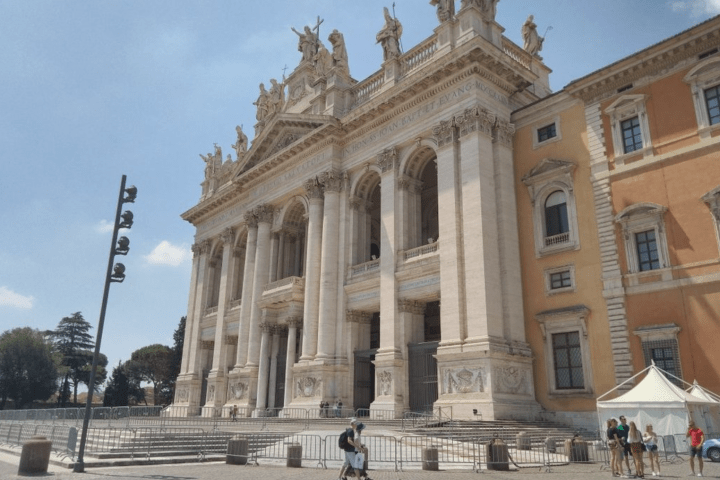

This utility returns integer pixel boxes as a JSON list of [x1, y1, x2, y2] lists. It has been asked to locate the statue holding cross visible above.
[[291, 16, 324, 64]]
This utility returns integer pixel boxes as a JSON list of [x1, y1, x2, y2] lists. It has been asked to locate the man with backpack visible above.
[[338, 418, 363, 480]]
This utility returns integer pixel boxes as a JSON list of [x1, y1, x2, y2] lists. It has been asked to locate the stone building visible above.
[[172, 3, 720, 426]]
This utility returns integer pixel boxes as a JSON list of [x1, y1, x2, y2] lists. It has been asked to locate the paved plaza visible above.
[[1, 450, 718, 480]]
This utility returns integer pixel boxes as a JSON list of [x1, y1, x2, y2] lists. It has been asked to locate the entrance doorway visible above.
[[354, 349, 376, 411], [408, 342, 439, 413]]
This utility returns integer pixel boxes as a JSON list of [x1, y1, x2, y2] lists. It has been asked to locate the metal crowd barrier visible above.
[[0, 422, 78, 459]]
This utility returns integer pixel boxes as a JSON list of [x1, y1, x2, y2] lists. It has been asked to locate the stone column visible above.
[[246, 205, 274, 367], [283, 317, 302, 409], [372, 148, 404, 415], [316, 170, 343, 360], [432, 120, 465, 345], [293, 234, 302, 277], [276, 232, 286, 281], [254, 321, 273, 415], [334, 174, 350, 363], [266, 326, 282, 410], [398, 300, 425, 410], [397, 175, 410, 252], [493, 119, 526, 343], [300, 179, 324, 361], [206, 229, 236, 412], [349, 196, 362, 265], [188, 241, 211, 377], [180, 243, 202, 376], [234, 215, 258, 369], [455, 106, 503, 343], [268, 233, 279, 283]]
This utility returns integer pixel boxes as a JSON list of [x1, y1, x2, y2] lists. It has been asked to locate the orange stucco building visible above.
[[512, 15, 720, 427]]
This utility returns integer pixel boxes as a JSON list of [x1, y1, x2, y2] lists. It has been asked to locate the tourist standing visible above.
[[231, 405, 238, 422], [643, 424, 660, 477], [617, 416, 632, 476], [628, 421, 645, 478], [606, 418, 622, 477], [338, 418, 362, 480], [336, 398, 343, 418], [687, 420, 705, 477]]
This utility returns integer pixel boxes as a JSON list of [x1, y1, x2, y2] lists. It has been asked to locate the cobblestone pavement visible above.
[[1, 451, 719, 480]]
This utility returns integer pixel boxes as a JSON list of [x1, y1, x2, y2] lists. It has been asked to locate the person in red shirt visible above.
[[687, 420, 705, 477]]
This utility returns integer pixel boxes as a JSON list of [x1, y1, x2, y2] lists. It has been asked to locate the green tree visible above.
[[0, 327, 58, 409], [129, 344, 172, 405], [104, 361, 145, 406], [48, 312, 107, 405], [167, 316, 186, 403]]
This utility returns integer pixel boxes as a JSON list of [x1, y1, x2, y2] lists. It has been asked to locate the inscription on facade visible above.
[[252, 151, 329, 199], [399, 276, 440, 292], [341, 80, 509, 158]]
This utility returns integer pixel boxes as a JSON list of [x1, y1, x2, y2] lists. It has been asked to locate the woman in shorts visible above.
[[606, 418, 622, 477], [643, 424, 660, 477], [628, 421, 645, 479]]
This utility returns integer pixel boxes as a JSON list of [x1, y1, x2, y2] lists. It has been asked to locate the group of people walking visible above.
[[606, 416, 706, 478]]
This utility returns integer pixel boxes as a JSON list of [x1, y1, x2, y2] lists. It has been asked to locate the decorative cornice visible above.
[[376, 147, 398, 173]]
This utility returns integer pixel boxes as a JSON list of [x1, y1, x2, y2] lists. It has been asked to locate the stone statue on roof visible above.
[[328, 29, 350, 76], [522, 15, 543, 57], [268, 78, 285, 116], [313, 42, 334, 77], [254, 83, 270, 122], [376, 7, 403, 61], [232, 125, 248, 158], [291, 25, 319, 63], [430, 0, 455, 22]]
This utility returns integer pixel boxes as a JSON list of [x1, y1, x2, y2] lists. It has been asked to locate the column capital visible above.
[[432, 119, 457, 147], [349, 195, 363, 211], [319, 169, 344, 193], [398, 299, 426, 315], [254, 204, 274, 224], [260, 321, 274, 334], [454, 105, 496, 139], [221, 227, 235, 245], [244, 211, 259, 229], [304, 177, 325, 200], [286, 316, 303, 328], [494, 118, 516, 147], [200, 340, 215, 350], [224, 335, 238, 346], [376, 147, 398, 173]]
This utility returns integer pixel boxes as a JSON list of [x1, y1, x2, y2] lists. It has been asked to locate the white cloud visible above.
[[0, 287, 34, 309], [670, 0, 720, 15], [95, 220, 115, 234], [144, 241, 192, 267]]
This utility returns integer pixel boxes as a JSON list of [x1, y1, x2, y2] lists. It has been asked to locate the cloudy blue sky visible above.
[[1, 0, 718, 377]]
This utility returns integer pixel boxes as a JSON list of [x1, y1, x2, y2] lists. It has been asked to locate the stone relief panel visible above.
[[493, 366, 530, 395], [207, 385, 215, 403], [295, 377, 323, 398], [176, 387, 189, 403], [377, 370, 393, 396], [442, 367, 485, 394], [228, 382, 248, 400]]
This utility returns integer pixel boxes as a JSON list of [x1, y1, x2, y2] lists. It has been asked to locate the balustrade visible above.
[[544, 232, 570, 247], [402, 241, 440, 262], [400, 37, 438, 77], [350, 259, 381, 277], [264, 276, 305, 292], [501, 36, 533, 71]]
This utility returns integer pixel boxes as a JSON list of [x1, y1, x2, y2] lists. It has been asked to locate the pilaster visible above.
[[246, 205, 274, 367], [233, 214, 258, 370], [282, 317, 302, 411], [300, 179, 324, 361], [254, 321, 273, 415]]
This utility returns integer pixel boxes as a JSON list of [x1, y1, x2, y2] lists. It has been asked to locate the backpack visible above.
[[338, 428, 352, 449]]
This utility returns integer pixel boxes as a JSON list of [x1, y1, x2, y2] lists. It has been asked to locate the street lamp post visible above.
[[73, 175, 136, 473]]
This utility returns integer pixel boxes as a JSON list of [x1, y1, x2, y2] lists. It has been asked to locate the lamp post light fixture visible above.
[[73, 175, 137, 473]]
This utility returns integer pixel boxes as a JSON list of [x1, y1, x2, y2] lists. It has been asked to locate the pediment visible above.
[[605, 94, 647, 114], [615, 202, 667, 222], [233, 113, 337, 176], [521, 158, 575, 185]]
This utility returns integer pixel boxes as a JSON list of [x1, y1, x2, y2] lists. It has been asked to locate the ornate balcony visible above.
[[260, 276, 305, 307], [349, 259, 380, 278], [544, 232, 570, 247], [401, 241, 439, 262]]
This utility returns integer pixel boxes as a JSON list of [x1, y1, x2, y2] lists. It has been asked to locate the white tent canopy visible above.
[[596, 365, 719, 437]]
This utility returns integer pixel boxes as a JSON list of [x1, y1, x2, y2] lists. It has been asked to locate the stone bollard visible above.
[[565, 438, 589, 462], [18, 435, 52, 475], [486, 438, 509, 471], [516, 431, 531, 451], [422, 446, 439, 471], [545, 436, 557, 454], [287, 443, 302, 468], [226, 437, 249, 465]]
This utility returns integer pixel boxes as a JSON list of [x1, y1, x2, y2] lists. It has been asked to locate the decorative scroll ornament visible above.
[[376, 147, 398, 173], [431, 119, 456, 147], [229, 382, 248, 400], [443, 367, 485, 394], [295, 377, 323, 398]]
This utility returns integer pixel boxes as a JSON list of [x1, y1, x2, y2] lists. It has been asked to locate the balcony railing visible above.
[[400, 36, 438, 77], [350, 259, 380, 277], [545, 232, 570, 247], [402, 241, 440, 261], [264, 276, 305, 292], [204, 306, 218, 316], [501, 36, 533, 71]]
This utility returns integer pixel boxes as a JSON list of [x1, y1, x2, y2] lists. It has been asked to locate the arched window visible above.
[[545, 191, 569, 237]]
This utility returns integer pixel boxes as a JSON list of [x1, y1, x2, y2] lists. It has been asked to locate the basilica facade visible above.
[[172, 3, 720, 427]]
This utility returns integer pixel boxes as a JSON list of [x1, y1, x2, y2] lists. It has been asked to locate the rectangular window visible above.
[[550, 271, 572, 290], [641, 338, 683, 387], [705, 85, 720, 126], [537, 123, 557, 143], [636, 229, 661, 272], [621, 116, 643, 154], [552, 332, 584, 389]]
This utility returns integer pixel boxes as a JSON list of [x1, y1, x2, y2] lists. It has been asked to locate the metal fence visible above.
[[0, 422, 77, 459]]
